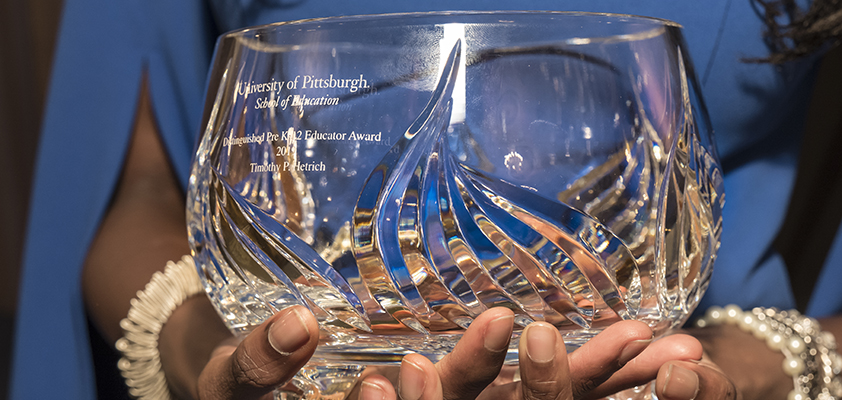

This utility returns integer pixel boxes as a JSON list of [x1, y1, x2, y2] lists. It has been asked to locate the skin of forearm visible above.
[[81, 79, 232, 399], [689, 314, 842, 400]]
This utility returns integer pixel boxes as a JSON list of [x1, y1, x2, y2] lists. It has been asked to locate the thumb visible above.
[[198, 305, 320, 399]]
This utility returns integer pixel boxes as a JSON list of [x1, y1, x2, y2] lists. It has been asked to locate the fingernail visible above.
[[360, 381, 387, 400], [525, 323, 557, 364], [398, 357, 427, 400], [268, 307, 311, 355], [618, 338, 653, 366], [484, 314, 514, 352], [662, 364, 700, 400]]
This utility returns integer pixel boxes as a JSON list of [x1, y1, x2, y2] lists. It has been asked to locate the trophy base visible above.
[[272, 366, 660, 399], [605, 383, 659, 400], [268, 330, 606, 399], [274, 365, 365, 400]]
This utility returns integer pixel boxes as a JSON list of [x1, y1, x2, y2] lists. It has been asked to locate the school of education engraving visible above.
[[238, 74, 372, 110]]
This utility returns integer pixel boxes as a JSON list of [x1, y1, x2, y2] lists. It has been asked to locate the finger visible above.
[[198, 305, 320, 399], [435, 307, 515, 399], [656, 359, 738, 400], [566, 320, 654, 398], [399, 353, 443, 400], [518, 321, 573, 400], [357, 374, 397, 400], [345, 366, 400, 400], [587, 333, 703, 398]]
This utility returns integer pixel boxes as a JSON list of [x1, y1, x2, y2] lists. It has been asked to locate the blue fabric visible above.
[[10, 0, 839, 398], [809, 222, 842, 317], [10, 1, 212, 398]]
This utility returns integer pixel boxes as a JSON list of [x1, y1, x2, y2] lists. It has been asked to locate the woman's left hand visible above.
[[352, 307, 708, 400]]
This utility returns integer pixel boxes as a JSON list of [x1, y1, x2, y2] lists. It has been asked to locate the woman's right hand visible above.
[[194, 305, 321, 400]]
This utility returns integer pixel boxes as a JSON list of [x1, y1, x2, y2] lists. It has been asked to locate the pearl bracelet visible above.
[[695, 305, 842, 400]]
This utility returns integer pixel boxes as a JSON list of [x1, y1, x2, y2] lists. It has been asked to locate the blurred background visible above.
[[0, 2, 840, 400], [0, 0, 63, 399]]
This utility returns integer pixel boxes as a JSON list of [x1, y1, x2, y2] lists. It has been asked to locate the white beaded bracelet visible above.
[[115, 256, 203, 400], [696, 305, 842, 400]]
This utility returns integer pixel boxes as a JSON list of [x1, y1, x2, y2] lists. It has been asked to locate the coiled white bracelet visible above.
[[696, 305, 842, 400], [115, 256, 203, 400]]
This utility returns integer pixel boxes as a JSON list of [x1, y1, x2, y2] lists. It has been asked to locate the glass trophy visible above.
[[187, 11, 724, 399]]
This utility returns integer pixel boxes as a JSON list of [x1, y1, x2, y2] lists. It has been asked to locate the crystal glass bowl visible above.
[[187, 10, 724, 397]]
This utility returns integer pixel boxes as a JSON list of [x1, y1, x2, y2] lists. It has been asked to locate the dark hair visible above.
[[754, 0, 842, 63]]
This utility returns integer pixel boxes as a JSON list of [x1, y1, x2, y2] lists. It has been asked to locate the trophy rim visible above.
[[218, 10, 684, 39]]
